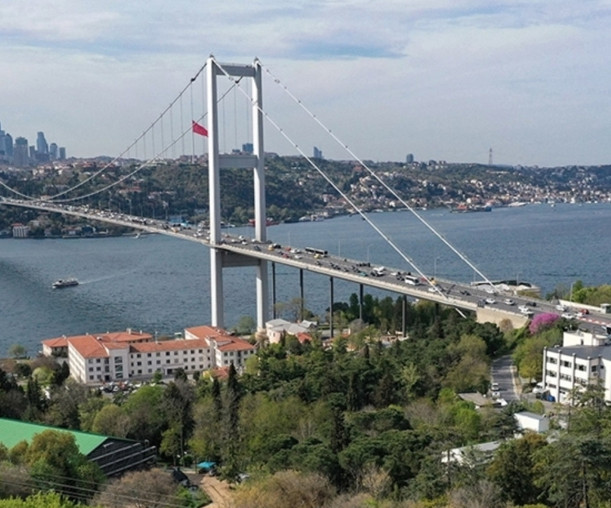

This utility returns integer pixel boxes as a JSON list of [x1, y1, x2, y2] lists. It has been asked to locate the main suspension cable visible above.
[[262, 63, 496, 290]]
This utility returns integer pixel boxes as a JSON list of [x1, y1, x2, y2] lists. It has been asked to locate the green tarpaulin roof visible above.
[[0, 418, 107, 455]]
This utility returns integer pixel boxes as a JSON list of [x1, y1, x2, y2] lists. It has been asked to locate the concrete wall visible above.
[[476, 307, 530, 329]]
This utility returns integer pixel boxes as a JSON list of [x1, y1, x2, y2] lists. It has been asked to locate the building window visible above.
[[546, 370, 557, 378], [561, 360, 572, 368], [115, 357, 123, 364], [136, 354, 141, 358]]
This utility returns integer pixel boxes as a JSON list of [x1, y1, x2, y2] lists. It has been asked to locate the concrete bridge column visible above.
[[330, 276, 334, 339], [207, 57, 223, 328], [299, 269, 304, 320]]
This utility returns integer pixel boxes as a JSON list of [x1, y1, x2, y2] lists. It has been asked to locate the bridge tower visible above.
[[207, 57, 268, 331]]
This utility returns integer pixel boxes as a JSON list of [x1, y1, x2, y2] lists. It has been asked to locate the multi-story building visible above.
[[36, 131, 48, 155], [11, 223, 29, 238], [542, 329, 611, 403], [42, 326, 256, 385], [13, 137, 28, 167]]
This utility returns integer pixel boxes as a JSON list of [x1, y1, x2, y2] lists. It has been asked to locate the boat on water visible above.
[[450, 204, 492, 213], [52, 278, 79, 289]]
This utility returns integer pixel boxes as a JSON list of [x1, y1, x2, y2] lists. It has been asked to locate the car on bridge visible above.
[[519, 305, 534, 316]]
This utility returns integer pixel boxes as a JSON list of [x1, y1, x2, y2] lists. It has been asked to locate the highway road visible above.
[[3, 197, 611, 333]]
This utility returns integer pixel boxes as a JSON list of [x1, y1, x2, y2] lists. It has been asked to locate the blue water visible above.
[[1, 203, 609, 356]]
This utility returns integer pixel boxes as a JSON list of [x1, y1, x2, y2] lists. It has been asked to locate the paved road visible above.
[[491, 355, 520, 402]]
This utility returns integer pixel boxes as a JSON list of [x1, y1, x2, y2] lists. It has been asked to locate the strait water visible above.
[[1, 203, 609, 356]]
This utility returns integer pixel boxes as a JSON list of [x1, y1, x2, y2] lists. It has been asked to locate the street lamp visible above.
[[434, 256, 442, 279], [367, 244, 375, 263]]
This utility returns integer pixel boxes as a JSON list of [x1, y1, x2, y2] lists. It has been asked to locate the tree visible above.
[[91, 404, 129, 437], [221, 364, 242, 479], [0, 491, 83, 507], [487, 432, 547, 505], [232, 470, 335, 508], [8, 344, 27, 359], [158, 380, 196, 464], [534, 434, 611, 508], [0, 462, 32, 499], [24, 430, 104, 500], [122, 385, 166, 445], [93, 469, 180, 508]]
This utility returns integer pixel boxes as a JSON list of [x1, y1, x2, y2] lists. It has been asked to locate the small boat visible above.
[[52, 278, 79, 289]]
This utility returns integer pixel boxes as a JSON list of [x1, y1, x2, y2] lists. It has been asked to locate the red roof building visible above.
[[42, 326, 255, 385]]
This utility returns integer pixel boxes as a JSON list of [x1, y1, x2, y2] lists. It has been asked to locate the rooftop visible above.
[[0, 417, 107, 455]]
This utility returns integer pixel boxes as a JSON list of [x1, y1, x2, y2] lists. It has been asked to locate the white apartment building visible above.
[[542, 329, 611, 403], [42, 326, 256, 385]]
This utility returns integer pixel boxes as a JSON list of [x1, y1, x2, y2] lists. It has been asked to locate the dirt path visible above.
[[200, 476, 234, 507]]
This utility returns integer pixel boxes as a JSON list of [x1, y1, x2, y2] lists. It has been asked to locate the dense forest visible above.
[[2, 286, 611, 507]]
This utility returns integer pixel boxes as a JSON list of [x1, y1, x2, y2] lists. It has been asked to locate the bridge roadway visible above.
[[3, 197, 611, 332]]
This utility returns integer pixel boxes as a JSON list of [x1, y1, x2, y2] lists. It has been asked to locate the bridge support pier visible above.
[[402, 295, 407, 337], [359, 284, 364, 322], [329, 276, 334, 339], [272, 262, 277, 319], [207, 57, 269, 331], [299, 269, 304, 320]]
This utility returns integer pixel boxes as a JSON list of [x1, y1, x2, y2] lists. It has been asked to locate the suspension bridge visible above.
[[1, 56, 606, 335]]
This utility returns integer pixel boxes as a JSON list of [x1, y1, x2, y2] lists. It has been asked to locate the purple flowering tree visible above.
[[529, 313, 560, 335]]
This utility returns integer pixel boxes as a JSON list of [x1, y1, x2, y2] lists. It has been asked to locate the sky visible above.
[[1, 0, 610, 167]]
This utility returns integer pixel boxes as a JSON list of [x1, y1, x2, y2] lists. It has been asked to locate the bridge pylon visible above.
[[207, 57, 268, 332]]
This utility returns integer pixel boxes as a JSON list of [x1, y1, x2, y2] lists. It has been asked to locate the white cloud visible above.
[[0, 1, 610, 165]]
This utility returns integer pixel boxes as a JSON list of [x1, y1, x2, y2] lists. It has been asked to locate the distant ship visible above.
[[450, 204, 492, 213], [248, 218, 278, 226], [52, 278, 79, 289]]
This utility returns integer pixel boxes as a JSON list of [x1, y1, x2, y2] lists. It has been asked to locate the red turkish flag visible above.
[[192, 120, 208, 137]]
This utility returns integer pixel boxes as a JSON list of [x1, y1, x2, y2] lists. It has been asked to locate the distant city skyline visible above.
[[0, 120, 66, 166], [1, 2, 610, 167]]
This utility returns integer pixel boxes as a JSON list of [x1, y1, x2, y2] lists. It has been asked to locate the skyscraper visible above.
[[13, 137, 29, 167], [36, 131, 49, 155], [4, 133, 13, 158]]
